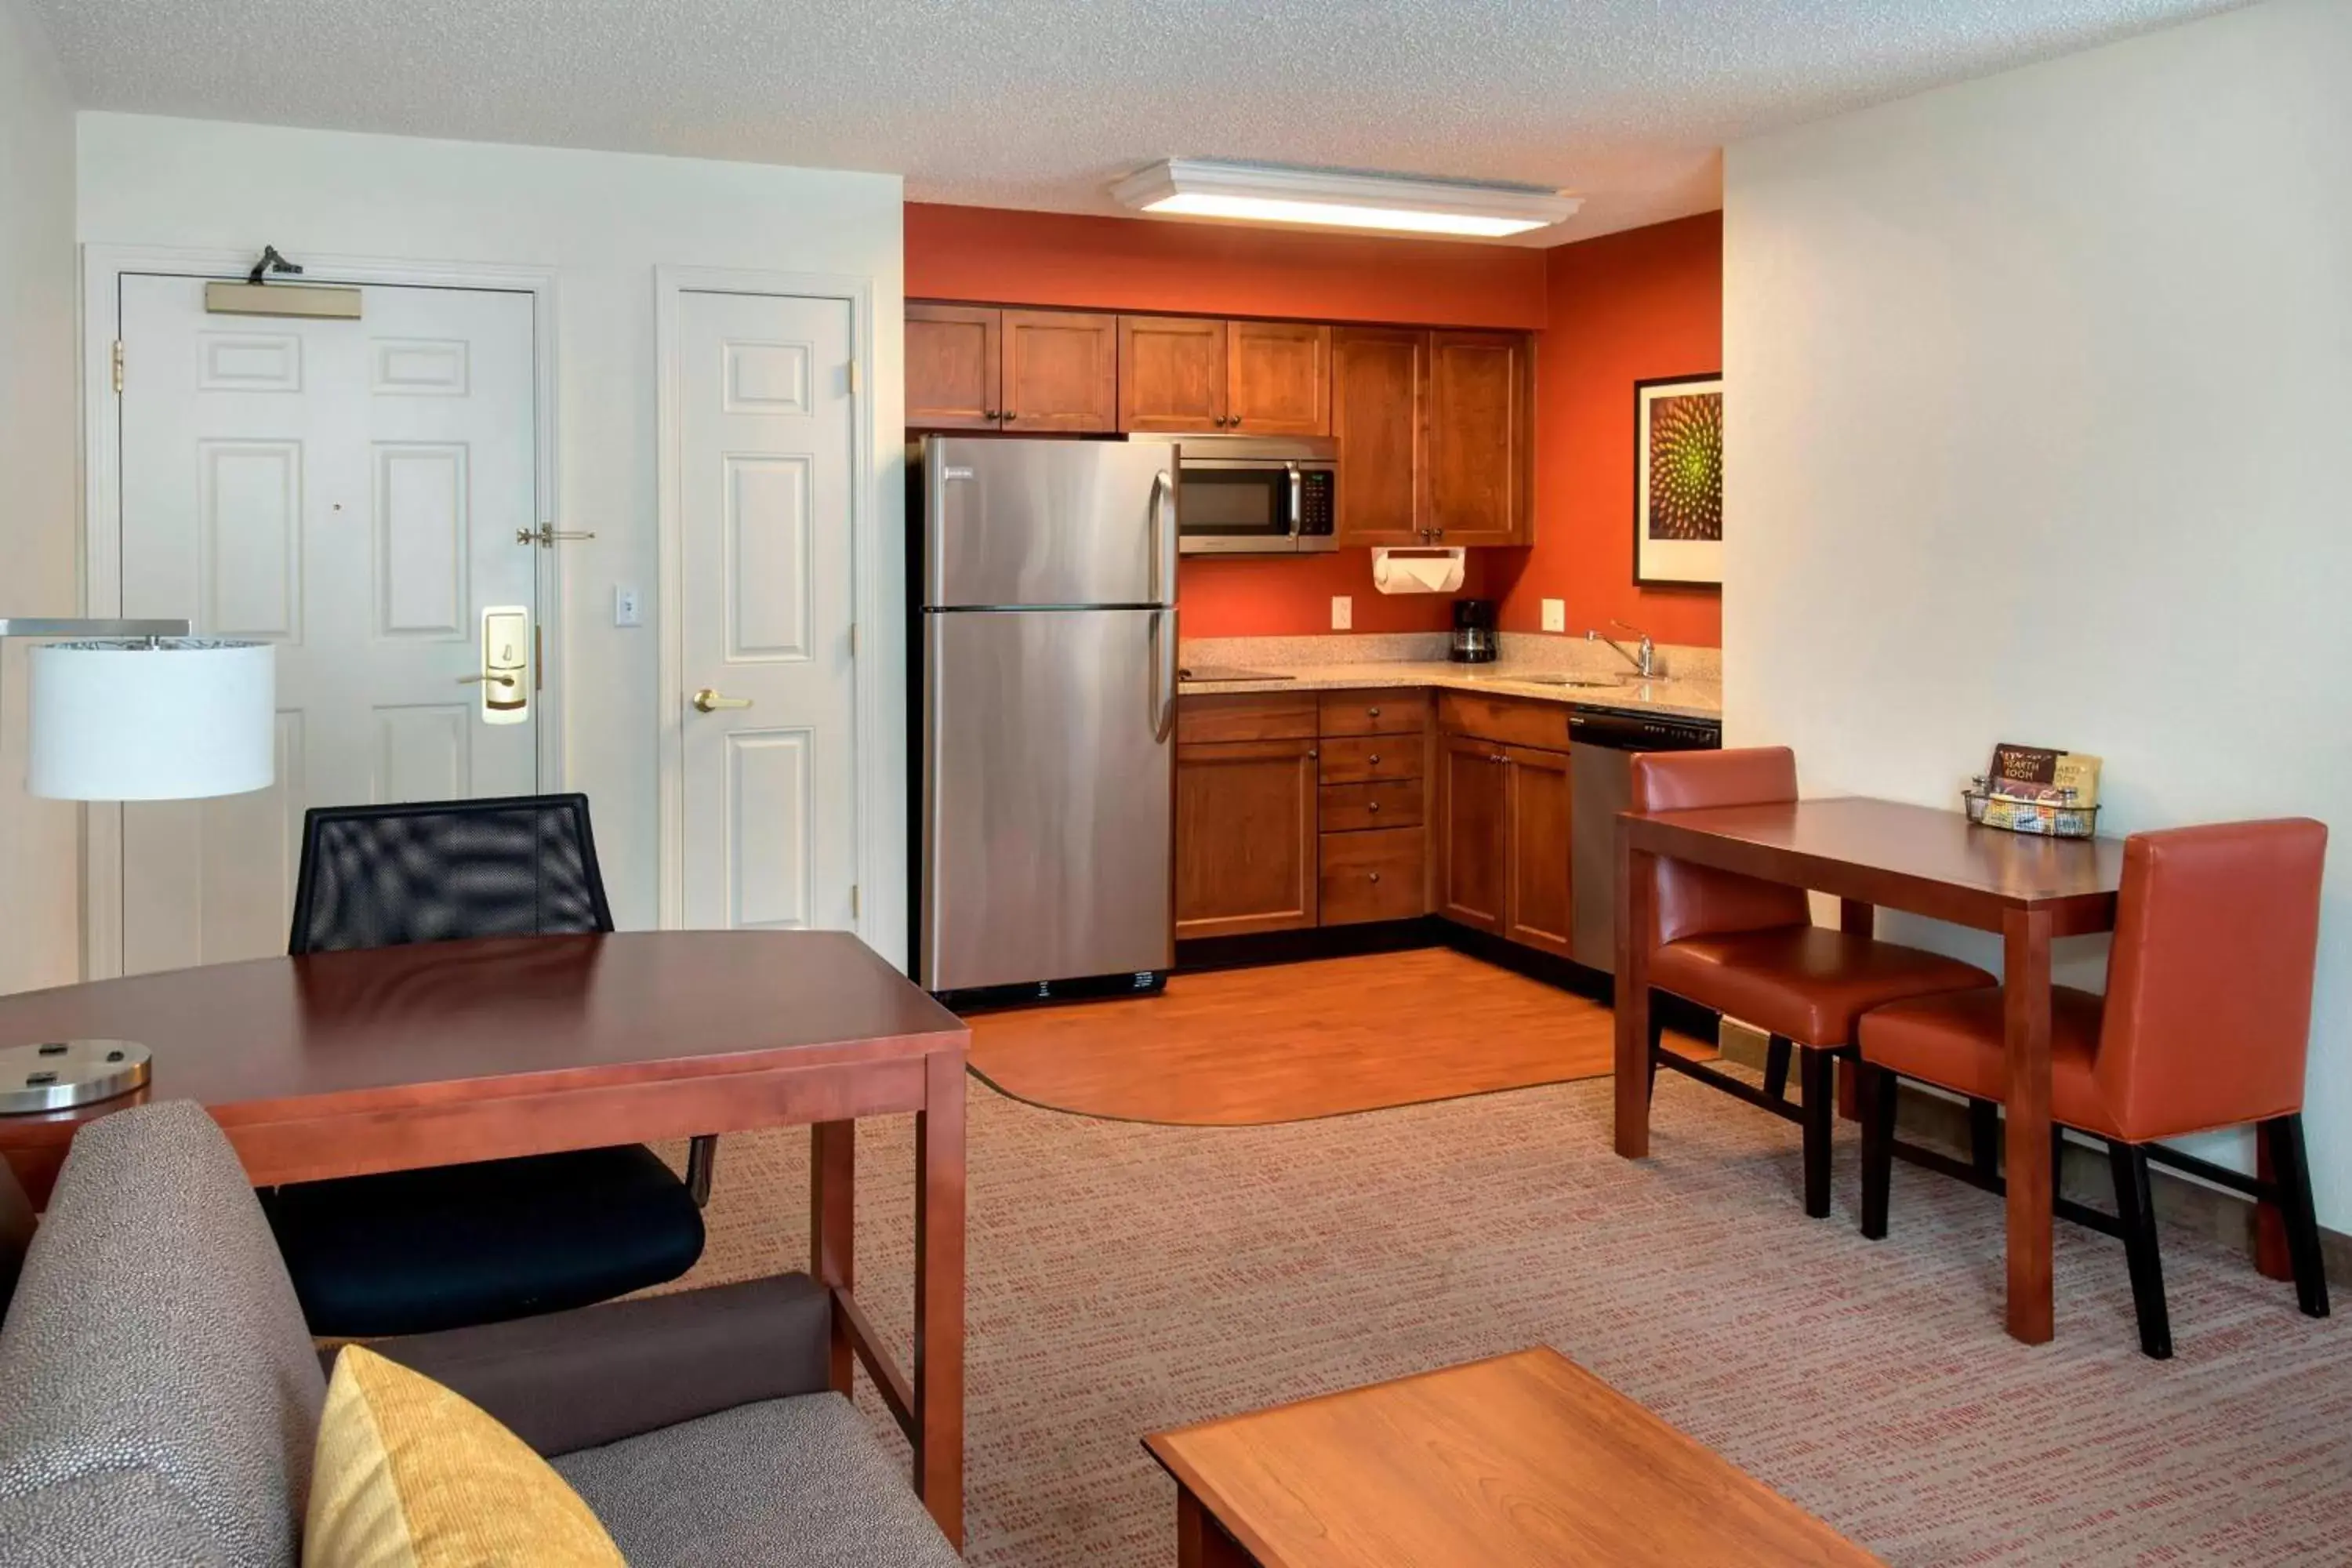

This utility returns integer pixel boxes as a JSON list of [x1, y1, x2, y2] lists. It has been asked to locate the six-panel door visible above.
[[116, 275, 540, 973]]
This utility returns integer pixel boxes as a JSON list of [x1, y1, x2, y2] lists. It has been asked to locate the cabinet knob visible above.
[[1229, 415, 1243, 428], [1368, 801, 1381, 813], [1369, 871, 1382, 884], [1367, 753, 1381, 764], [982, 408, 999, 420], [1307, 748, 1319, 758], [1367, 706, 1381, 717], [1002, 412, 1018, 422]]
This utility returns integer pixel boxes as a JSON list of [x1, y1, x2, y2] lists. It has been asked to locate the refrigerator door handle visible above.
[[1149, 608, 1178, 745], [1148, 468, 1176, 607]]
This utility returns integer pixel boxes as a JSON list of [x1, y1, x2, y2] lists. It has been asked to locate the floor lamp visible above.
[[0, 618, 275, 1112]]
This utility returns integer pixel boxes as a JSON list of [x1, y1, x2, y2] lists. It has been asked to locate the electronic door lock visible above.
[[473, 606, 531, 723]]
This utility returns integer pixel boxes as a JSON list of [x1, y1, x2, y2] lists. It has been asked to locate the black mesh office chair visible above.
[[261, 794, 715, 1336]]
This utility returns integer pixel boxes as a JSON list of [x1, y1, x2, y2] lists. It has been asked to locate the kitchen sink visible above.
[[1461, 672, 1628, 689]]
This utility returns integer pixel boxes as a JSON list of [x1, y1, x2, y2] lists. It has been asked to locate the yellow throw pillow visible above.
[[304, 1345, 625, 1568]]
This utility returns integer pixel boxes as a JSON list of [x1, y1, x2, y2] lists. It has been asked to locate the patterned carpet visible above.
[[667, 1071, 2352, 1566]]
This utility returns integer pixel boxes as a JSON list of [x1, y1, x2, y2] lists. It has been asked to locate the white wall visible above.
[[1725, 0, 2352, 1222], [76, 114, 907, 960], [0, 0, 80, 996]]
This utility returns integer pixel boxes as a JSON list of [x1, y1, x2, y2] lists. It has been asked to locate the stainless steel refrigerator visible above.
[[912, 437, 1178, 996]]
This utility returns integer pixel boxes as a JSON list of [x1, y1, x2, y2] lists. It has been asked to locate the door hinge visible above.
[[850, 884, 860, 920], [847, 358, 861, 395], [111, 340, 125, 394]]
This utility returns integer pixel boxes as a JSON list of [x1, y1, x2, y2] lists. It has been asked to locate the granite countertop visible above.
[[1178, 660, 1722, 720]]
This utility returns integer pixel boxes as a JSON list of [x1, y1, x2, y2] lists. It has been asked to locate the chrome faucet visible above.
[[1588, 619, 1658, 679]]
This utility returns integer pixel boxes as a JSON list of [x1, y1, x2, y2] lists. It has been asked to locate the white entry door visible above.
[[115, 274, 541, 973], [676, 290, 858, 932]]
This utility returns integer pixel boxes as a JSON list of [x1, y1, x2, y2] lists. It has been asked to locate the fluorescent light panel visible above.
[[1112, 159, 1580, 239]]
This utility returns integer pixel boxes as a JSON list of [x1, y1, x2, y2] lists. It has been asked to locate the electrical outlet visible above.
[[1330, 595, 1352, 630], [614, 586, 643, 627], [1541, 598, 1566, 633]]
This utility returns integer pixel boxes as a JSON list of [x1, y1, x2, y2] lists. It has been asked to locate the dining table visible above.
[[1613, 796, 2126, 1345], [0, 927, 972, 1545]]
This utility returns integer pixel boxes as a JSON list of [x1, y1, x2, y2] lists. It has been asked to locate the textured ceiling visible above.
[[35, 0, 2241, 243]]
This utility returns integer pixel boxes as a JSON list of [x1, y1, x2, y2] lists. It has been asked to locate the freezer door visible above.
[[924, 437, 1178, 608], [922, 606, 1176, 992]]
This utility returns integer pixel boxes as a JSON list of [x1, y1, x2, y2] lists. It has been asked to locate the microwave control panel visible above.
[[1297, 470, 1336, 538]]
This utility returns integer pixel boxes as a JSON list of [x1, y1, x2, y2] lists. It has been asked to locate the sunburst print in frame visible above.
[[1634, 373, 1723, 587]]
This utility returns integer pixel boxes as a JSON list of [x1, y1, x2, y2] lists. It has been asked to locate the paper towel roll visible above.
[[1370, 547, 1466, 595]]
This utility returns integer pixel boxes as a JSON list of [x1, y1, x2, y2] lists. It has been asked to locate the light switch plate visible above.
[[614, 586, 642, 628], [1331, 596, 1352, 630], [1541, 598, 1566, 633]]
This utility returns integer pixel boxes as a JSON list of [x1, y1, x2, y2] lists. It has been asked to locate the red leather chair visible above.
[[1632, 749, 1994, 1215], [1857, 818, 2330, 1358]]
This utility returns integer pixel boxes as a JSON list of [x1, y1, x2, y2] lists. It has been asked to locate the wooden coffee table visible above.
[[1144, 1348, 1882, 1567]]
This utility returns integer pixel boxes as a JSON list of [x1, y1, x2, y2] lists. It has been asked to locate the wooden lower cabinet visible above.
[[1320, 827, 1426, 926], [1174, 688, 1578, 951], [1437, 733, 1508, 934], [1175, 737, 1319, 938], [1439, 717, 1572, 955], [1501, 745, 1573, 957]]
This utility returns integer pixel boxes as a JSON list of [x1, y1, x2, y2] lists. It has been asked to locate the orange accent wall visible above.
[[906, 202, 1548, 329], [1484, 212, 1723, 646], [904, 203, 1721, 644]]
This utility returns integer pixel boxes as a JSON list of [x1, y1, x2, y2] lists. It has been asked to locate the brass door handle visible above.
[[692, 688, 753, 713], [457, 673, 517, 688]]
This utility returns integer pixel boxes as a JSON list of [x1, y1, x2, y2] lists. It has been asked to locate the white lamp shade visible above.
[[27, 639, 276, 800]]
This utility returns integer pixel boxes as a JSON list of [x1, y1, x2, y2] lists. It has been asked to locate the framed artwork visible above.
[[1633, 372, 1723, 587]]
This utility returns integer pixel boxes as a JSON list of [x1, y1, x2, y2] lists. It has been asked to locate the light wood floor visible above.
[[965, 948, 1711, 1126]]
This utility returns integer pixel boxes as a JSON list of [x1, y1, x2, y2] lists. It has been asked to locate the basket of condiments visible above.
[[1963, 742, 2103, 839]]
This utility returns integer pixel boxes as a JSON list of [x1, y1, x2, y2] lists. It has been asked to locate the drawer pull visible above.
[[1367, 801, 1381, 812], [1367, 753, 1381, 764], [1369, 872, 1381, 884], [1367, 706, 1381, 717]]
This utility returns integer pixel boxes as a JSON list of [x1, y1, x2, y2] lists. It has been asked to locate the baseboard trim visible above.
[[1711, 1025, 2352, 1287]]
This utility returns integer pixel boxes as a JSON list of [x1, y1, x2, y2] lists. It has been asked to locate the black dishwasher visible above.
[[1567, 707, 1722, 972]]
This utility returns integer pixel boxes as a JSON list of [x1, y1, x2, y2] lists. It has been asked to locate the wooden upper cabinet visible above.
[[1001, 310, 1118, 432], [1226, 321, 1330, 436], [906, 303, 1003, 430], [1119, 315, 1227, 432], [1331, 328, 1427, 546], [1427, 330, 1533, 546]]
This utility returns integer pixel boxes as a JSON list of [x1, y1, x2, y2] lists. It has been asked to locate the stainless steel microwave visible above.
[[1140, 435, 1338, 555]]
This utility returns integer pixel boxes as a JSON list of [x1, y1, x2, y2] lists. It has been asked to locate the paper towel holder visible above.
[[1370, 546, 1468, 597]]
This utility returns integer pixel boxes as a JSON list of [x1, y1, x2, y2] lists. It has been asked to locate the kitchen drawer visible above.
[[1320, 826, 1427, 925], [1317, 735, 1421, 785], [1319, 778, 1424, 833], [1178, 691, 1318, 746], [1319, 689, 1430, 738], [1437, 691, 1573, 752]]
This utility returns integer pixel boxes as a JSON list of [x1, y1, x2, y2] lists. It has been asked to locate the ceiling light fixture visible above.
[[1111, 159, 1581, 239]]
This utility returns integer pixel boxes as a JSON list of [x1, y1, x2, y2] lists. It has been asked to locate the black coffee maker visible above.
[[1450, 598, 1498, 663]]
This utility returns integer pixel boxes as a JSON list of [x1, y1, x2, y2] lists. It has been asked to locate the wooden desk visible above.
[[0, 930, 971, 1545], [1145, 1348, 1882, 1566], [1614, 797, 2125, 1345]]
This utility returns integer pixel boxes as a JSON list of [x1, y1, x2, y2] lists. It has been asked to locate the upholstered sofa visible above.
[[0, 1101, 960, 1566]]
